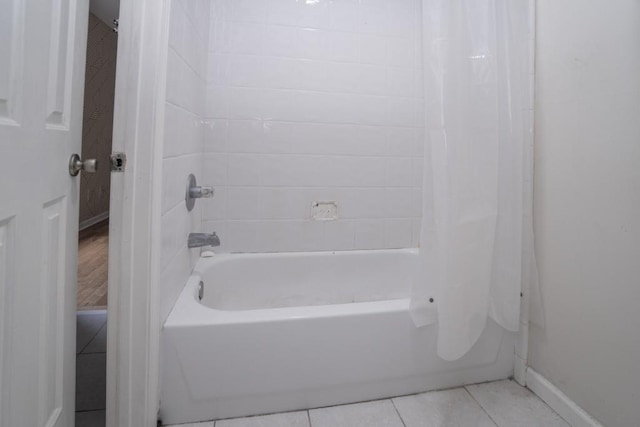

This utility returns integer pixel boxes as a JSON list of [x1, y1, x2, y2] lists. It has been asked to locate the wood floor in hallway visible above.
[[77, 220, 109, 309]]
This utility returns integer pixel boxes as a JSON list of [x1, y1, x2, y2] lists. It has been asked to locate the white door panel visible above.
[[0, 0, 89, 426]]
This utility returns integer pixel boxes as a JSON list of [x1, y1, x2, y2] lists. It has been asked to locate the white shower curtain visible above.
[[410, 0, 536, 361]]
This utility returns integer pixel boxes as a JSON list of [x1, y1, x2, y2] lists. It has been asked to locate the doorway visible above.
[[77, 10, 117, 311], [76, 9, 118, 427]]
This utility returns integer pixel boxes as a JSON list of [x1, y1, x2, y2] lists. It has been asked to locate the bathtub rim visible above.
[[164, 248, 428, 328]]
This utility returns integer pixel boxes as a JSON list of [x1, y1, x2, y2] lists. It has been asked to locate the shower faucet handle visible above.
[[186, 174, 214, 211], [189, 185, 214, 199]]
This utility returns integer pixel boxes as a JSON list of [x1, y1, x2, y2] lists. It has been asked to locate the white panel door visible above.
[[0, 0, 89, 426]]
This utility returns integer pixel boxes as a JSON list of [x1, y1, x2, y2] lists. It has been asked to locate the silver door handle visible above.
[[68, 154, 98, 176]]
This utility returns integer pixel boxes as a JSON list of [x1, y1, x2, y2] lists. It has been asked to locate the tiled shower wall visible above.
[[201, 0, 424, 253], [159, 0, 210, 322]]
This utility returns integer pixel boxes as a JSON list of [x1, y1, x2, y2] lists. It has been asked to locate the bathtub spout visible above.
[[188, 232, 221, 248]]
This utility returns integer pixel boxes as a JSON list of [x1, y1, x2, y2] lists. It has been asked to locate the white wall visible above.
[[159, 0, 210, 322], [531, 1, 640, 426], [201, 0, 424, 253]]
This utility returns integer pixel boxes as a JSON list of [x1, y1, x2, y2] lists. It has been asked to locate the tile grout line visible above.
[[389, 398, 408, 427], [80, 322, 107, 354], [463, 386, 500, 427], [78, 316, 107, 354], [306, 409, 312, 427], [74, 409, 105, 414]]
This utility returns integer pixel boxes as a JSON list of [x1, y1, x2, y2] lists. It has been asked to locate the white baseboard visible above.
[[513, 355, 527, 386], [79, 211, 109, 231], [526, 368, 603, 427]]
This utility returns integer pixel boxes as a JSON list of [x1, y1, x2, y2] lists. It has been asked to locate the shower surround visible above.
[[158, 0, 532, 424], [201, 0, 425, 253], [160, 0, 426, 323]]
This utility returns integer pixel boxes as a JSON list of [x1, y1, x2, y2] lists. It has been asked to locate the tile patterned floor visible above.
[[76, 311, 108, 427], [166, 380, 570, 427]]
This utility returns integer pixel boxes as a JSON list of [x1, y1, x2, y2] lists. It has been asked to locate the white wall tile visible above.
[[338, 188, 386, 219], [384, 218, 414, 248], [230, 0, 268, 24], [263, 57, 304, 90], [226, 187, 261, 220], [163, 104, 203, 158], [209, 20, 232, 53], [386, 127, 420, 156], [263, 25, 300, 57], [359, 1, 389, 36], [383, 188, 415, 218], [267, 0, 300, 27], [328, 0, 360, 32], [202, 186, 227, 221], [385, 157, 414, 187], [326, 31, 360, 62], [224, 220, 259, 252], [261, 121, 297, 153], [226, 153, 262, 186], [298, 0, 330, 29], [204, 0, 423, 253], [203, 153, 228, 186], [230, 22, 266, 55], [412, 157, 424, 187], [297, 28, 330, 61], [356, 64, 388, 95], [226, 54, 265, 88], [203, 119, 229, 152], [206, 86, 230, 118], [258, 188, 311, 220], [411, 218, 422, 247], [354, 219, 387, 249], [228, 120, 268, 152], [387, 67, 417, 97], [359, 34, 389, 65], [388, 37, 416, 67], [322, 220, 356, 251], [160, 0, 210, 323], [386, 96, 417, 127]]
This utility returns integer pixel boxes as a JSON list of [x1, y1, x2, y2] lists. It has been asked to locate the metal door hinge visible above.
[[110, 152, 126, 172]]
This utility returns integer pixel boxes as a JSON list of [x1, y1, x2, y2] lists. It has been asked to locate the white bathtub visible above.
[[159, 249, 515, 425]]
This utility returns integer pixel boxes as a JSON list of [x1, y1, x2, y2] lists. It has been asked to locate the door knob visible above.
[[68, 154, 98, 176]]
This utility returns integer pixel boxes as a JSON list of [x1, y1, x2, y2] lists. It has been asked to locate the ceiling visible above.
[[90, 0, 120, 27]]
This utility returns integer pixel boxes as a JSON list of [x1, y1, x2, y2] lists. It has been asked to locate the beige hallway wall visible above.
[[79, 13, 117, 226]]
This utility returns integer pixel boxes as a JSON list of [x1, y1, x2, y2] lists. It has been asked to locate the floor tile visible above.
[[83, 323, 107, 353], [76, 311, 107, 354], [466, 380, 570, 427], [393, 388, 496, 427], [216, 411, 309, 427], [309, 400, 404, 427], [76, 353, 107, 411], [75, 410, 106, 427]]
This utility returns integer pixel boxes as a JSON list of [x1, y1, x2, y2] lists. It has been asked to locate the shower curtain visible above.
[[410, 0, 536, 361]]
